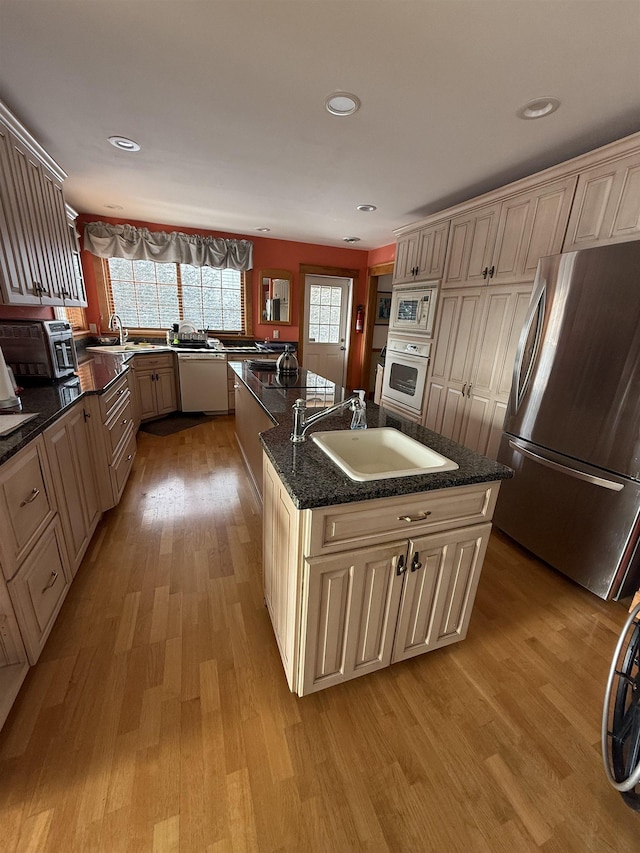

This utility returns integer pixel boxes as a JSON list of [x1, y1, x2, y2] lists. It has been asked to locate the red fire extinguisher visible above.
[[355, 304, 365, 333]]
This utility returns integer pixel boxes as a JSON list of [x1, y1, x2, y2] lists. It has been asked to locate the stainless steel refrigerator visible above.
[[494, 241, 640, 600]]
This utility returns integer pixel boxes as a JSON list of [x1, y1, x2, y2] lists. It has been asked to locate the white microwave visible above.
[[389, 282, 438, 336]]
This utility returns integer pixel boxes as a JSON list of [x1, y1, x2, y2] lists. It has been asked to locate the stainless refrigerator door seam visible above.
[[513, 281, 546, 412], [508, 440, 624, 492]]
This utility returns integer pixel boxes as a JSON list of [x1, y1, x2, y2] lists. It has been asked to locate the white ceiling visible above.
[[1, 0, 639, 251]]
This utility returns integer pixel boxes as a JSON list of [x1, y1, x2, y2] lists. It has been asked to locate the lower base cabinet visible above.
[[44, 401, 101, 576], [8, 518, 71, 665], [131, 354, 177, 421], [263, 453, 499, 696]]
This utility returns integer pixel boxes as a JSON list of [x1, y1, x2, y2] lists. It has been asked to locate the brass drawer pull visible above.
[[397, 511, 432, 523], [42, 570, 59, 593], [20, 488, 40, 507]]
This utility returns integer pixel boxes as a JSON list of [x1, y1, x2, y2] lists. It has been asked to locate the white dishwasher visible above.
[[176, 351, 228, 414]]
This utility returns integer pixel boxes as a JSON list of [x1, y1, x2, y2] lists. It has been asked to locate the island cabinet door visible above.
[[298, 542, 406, 696], [391, 523, 491, 663]]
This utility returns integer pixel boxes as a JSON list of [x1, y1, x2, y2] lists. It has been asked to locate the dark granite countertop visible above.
[[0, 353, 130, 466], [229, 361, 513, 510]]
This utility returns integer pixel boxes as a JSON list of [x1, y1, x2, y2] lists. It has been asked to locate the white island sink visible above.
[[311, 427, 459, 482]]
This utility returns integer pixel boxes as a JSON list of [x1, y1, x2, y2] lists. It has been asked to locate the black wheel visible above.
[[602, 603, 640, 810]]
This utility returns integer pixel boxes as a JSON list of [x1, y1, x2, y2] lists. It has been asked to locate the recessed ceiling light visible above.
[[104, 203, 123, 210], [256, 227, 271, 232], [343, 236, 361, 243], [325, 92, 361, 116], [517, 97, 561, 120], [356, 204, 377, 212], [108, 135, 141, 151]]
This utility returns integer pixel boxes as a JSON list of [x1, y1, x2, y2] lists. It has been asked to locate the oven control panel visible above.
[[386, 338, 431, 359]]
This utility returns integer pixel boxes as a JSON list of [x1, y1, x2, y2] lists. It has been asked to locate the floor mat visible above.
[[139, 413, 216, 436]]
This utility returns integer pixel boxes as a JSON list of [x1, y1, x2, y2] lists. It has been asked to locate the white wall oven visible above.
[[381, 335, 431, 421], [389, 281, 438, 335]]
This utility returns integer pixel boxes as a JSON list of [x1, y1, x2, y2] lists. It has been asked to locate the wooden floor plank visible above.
[[1, 416, 639, 851]]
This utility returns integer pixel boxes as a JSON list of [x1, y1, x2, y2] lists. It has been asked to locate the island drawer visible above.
[[306, 481, 500, 556]]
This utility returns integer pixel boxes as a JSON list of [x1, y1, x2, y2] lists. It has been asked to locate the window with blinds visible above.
[[104, 258, 248, 333], [54, 305, 88, 331]]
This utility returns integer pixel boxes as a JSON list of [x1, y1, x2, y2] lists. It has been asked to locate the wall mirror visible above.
[[260, 269, 292, 324]]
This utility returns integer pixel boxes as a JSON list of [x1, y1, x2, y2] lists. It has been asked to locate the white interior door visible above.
[[303, 275, 351, 386]]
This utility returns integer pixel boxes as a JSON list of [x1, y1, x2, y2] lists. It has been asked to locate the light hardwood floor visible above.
[[1, 416, 638, 851]]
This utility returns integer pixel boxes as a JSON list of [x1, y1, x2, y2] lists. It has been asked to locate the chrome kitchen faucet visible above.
[[290, 391, 366, 443], [108, 313, 128, 346]]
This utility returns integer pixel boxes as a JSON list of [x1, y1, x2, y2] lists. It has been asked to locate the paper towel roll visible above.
[[0, 345, 19, 409]]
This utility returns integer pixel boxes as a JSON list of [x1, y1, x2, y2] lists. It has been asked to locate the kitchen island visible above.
[[230, 361, 512, 695]]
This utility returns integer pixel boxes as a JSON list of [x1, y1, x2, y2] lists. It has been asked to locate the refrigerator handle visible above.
[[512, 281, 546, 412], [508, 440, 624, 492]]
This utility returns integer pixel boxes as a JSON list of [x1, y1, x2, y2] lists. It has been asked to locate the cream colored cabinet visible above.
[[133, 354, 177, 421], [0, 578, 29, 729], [7, 518, 70, 664], [0, 436, 58, 582], [87, 371, 137, 510], [424, 283, 532, 459], [263, 453, 500, 696], [0, 436, 73, 666], [563, 149, 640, 251], [300, 528, 490, 694], [392, 523, 491, 663], [44, 401, 101, 577], [442, 203, 501, 289], [65, 207, 87, 306], [443, 177, 576, 289], [0, 102, 83, 307], [393, 221, 450, 284], [300, 542, 404, 695]]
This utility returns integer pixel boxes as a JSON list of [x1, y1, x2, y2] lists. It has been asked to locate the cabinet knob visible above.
[[396, 554, 407, 576], [126, 454, 133, 461], [411, 552, 423, 572], [482, 267, 489, 280], [467, 384, 472, 398], [488, 265, 495, 278], [461, 383, 466, 396], [122, 419, 128, 425]]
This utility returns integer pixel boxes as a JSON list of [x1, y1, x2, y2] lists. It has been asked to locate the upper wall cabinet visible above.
[[563, 149, 640, 252], [442, 176, 577, 289], [393, 221, 450, 285], [0, 102, 86, 307]]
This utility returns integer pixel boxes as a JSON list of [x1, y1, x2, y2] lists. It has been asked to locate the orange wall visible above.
[[76, 214, 395, 388], [368, 243, 395, 267]]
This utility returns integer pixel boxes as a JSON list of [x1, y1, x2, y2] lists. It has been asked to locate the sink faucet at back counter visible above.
[[108, 313, 128, 346], [290, 390, 366, 443]]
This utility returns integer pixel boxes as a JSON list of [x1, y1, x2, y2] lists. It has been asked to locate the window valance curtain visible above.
[[83, 221, 253, 271]]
